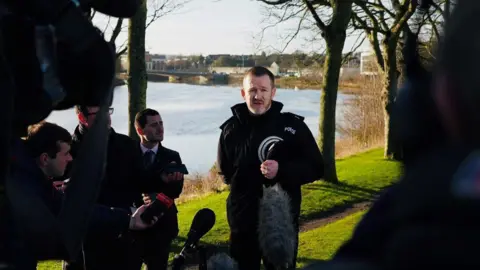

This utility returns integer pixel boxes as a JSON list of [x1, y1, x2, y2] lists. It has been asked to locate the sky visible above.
[[93, 0, 370, 56]]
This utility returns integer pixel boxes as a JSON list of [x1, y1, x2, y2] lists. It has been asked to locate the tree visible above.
[[258, 0, 354, 183], [351, 0, 451, 159], [126, 0, 189, 138], [351, 0, 417, 159], [90, 11, 127, 58]]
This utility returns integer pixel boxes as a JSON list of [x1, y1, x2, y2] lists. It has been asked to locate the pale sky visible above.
[[93, 0, 370, 56]]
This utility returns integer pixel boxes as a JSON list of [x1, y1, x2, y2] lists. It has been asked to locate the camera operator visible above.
[[0, 122, 154, 270], [62, 105, 153, 270]]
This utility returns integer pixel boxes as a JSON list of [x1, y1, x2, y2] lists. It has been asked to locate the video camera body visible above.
[[0, 0, 141, 267]]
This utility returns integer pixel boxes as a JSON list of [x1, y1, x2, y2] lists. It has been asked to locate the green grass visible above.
[[37, 148, 399, 269], [296, 210, 366, 268]]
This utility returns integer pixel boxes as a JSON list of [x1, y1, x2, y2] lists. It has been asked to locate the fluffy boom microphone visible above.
[[207, 253, 238, 270], [258, 184, 296, 269]]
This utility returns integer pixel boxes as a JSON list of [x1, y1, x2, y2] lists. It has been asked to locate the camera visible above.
[[0, 0, 141, 265]]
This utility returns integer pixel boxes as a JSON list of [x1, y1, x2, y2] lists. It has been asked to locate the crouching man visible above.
[[1, 121, 156, 270]]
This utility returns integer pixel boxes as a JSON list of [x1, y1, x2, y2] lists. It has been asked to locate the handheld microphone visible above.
[[172, 208, 216, 270], [140, 193, 174, 223], [206, 253, 238, 270], [258, 184, 296, 269]]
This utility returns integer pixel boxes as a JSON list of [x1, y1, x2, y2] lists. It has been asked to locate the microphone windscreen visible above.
[[258, 184, 296, 269], [187, 208, 216, 244], [207, 253, 238, 270]]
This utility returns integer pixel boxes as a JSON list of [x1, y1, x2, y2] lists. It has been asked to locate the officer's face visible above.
[[241, 74, 276, 115], [42, 142, 73, 178], [139, 114, 164, 143], [79, 106, 113, 129]]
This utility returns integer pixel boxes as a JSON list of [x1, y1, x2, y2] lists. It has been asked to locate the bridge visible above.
[[148, 70, 211, 77], [147, 70, 228, 84]]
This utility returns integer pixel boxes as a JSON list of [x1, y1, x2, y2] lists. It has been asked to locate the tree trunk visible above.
[[127, 0, 147, 139], [382, 37, 400, 159], [319, 34, 346, 184]]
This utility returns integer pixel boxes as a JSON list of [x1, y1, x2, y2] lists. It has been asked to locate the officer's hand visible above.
[[129, 204, 157, 230], [261, 160, 279, 179]]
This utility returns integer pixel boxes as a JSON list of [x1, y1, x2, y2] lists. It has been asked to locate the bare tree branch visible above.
[[303, 0, 327, 32], [342, 34, 366, 65], [92, 0, 189, 58], [109, 18, 123, 44], [254, 4, 308, 52], [116, 46, 128, 59], [280, 9, 309, 52], [145, 0, 190, 29]]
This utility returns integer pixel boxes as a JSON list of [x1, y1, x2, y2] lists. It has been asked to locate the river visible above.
[[46, 83, 352, 174]]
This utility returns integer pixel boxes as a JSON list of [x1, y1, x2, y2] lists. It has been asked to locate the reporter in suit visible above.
[[131, 108, 184, 270]]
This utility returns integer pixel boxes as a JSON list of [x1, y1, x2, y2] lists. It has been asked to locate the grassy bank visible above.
[[173, 148, 399, 247], [38, 148, 399, 269]]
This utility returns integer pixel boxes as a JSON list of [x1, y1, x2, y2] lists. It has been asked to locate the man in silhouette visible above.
[[63, 106, 149, 270]]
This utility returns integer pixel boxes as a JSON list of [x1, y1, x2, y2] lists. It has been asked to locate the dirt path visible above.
[[299, 201, 372, 233]]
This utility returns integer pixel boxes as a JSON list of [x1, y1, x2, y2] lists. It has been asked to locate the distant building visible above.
[[268, 62, 280, 76], [206, 54, 231, 62], [149, 54, 167, 71]]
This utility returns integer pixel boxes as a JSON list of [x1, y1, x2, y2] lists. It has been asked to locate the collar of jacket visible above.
[[72, 124, 114, 143], [230, 100, 283, 125]]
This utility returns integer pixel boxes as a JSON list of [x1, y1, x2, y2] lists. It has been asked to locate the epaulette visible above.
[[282, 112, 305, 122]]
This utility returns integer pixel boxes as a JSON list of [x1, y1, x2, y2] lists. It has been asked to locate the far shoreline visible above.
[[116, 75, 362, 95]]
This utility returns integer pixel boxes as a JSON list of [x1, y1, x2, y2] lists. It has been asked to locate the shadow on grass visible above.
[[299, 182, 394, 224], [297, 257, 328, 269], [170, 235, 230, 267]]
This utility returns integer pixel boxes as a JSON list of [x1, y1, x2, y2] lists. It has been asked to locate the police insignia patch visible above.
[[452, 151, 480, 199]]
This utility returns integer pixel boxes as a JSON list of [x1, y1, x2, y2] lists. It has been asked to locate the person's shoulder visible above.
[[113, 132, 136, 144], [281, 112, 305, 124], [160, 145, 180, 157], [219, 116, 238, 134], [111, 131, 140, 152]]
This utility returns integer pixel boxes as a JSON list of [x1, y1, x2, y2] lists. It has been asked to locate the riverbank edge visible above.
[[115, 75, 362, 94]]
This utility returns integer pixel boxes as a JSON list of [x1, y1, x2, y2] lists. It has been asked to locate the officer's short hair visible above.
[[26, 122, 72, 158], [244, 66, 275, 88], [135, 108, 160, 129]]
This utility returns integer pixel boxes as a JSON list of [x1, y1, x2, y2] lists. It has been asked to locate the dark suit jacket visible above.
[[137, 143, 184, 239]]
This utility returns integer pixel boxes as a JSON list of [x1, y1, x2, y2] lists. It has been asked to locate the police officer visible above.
[[217, 66, 324, 270], [328, 1, 480, 269]]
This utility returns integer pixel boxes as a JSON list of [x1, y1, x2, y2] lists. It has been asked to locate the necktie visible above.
[[144, 150, 155, 168]]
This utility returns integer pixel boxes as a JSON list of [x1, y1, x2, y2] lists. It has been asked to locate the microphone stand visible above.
[[198, 244, 207, 270], [171, 241, 208, 270]]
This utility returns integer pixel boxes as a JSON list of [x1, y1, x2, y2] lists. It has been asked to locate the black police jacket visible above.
[[217, 101, 324, 233]]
